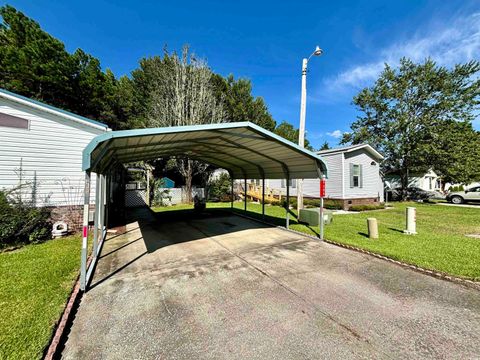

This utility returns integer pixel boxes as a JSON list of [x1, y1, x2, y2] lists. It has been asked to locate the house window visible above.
[[350, 164, 363, 188], [0, 113, 29, 129], [281, 179, 296, 188]]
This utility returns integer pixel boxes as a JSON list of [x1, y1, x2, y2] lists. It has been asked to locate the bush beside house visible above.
[[0, 187, 51, 249]]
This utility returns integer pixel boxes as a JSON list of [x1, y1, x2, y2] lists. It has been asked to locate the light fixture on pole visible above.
[[297, 45, 323, 212]]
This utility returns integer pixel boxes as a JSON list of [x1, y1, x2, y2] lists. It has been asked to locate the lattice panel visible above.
[[125, 189, 147, 208]]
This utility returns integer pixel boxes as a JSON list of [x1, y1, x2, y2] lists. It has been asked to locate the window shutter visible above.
[[349, 163, 354, 188], [359, 164, 363, 188]]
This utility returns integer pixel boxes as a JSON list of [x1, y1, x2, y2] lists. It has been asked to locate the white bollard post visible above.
[[404, 207, 417, 235], [367, 218, 378, 239]]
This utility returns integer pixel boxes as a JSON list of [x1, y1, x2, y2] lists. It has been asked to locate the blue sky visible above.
[[4, 0, 480, 148]]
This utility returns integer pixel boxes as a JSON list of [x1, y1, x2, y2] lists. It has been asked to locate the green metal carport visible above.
[[80, 122, 328, 291]]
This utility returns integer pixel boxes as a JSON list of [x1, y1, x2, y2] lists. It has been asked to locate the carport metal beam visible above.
[[262, 176, 265, 219], [286, 175, 290, 229], [231, 177, 234, 209], [80, 172, 90, 291], [244, 178, 247, 211], [80, 171, 108, 292]]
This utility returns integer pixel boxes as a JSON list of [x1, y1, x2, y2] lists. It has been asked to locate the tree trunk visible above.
[[184, 159, 193, 203], [400, 167, 409, 201]]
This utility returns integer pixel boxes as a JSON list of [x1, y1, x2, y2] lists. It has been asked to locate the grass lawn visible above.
[[152, 201, 480, 281], [0, 235, 83, 360]]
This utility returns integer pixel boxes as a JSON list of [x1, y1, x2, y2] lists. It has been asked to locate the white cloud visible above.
[[306, 131, 324, 139], [326, 130, 343, 138], [324, 12, 480, 93]]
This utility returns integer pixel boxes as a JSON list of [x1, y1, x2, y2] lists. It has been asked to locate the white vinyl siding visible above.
[[311, 153, 343, 198], [266, 150, 382, 201], [385, 169, 439, 192], [266, 153, 343, 198], [0, 98, 106, 206], [344, 151, 380, 199]]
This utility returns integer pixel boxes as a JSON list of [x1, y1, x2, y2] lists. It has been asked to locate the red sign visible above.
[[320, 178, 326, 198]]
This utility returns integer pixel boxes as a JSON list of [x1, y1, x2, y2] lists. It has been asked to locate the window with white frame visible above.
[[350, 164, 363, 188], [281, 179, 296, 188]]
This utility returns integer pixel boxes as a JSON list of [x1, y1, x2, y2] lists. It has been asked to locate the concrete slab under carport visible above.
[[62, 208, 480, 359]]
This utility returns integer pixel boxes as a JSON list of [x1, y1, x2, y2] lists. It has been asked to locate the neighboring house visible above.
[[384, 169, 441, 191], [267, 144, 385, 209], [159, 177, 175, 188], [0, 88, 109, 219]]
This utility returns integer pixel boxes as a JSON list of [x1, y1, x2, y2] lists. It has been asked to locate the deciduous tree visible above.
[[274, 121, 313, 150], [342, 58, 480, 197]]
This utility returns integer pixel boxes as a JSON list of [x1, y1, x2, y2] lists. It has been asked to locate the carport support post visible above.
[[93, 173, 100, 256], [262, 176, 265, 219], [105, 173, 110, 229], [99, 174, 106, 247], [80, 171, 91, 291], [286, 176, 290, 229], [230, 177, 234, 209], [244, 177, 247, 212]]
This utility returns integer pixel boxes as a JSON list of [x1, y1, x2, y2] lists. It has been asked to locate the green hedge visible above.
[[349, 204, 385, 212], [261, 197, 344, 210]]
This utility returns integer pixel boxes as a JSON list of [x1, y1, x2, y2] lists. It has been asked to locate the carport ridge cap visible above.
[[82, 121, 328, 177], [82, 122, 254, 171]]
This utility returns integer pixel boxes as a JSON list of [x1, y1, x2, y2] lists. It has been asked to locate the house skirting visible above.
[[49, 205, 88, 232], [332, 197, 381, 210]]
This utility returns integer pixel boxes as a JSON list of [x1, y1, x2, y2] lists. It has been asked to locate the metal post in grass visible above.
[[80, 171, 91, 291], [262, 176, 265, 219], [244, 177, 247, 212], [286, 176, 290, 229]]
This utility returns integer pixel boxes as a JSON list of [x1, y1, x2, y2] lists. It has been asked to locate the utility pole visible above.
[[297, 46, 323, 212]]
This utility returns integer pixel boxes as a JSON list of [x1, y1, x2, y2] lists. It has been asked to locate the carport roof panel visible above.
[[82, 122, 328, 179]]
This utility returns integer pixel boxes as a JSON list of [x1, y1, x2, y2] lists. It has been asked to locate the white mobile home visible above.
[[267, 144, 384, 209], [0, 89, 109, 213], [384, 169, 441, 192]]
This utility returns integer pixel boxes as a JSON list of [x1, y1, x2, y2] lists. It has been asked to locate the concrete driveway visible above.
[[62, 208, 480, 359], [438, 202, 480, 208]]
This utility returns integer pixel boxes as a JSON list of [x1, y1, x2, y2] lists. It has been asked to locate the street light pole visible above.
[[297, 46, 323, 213]]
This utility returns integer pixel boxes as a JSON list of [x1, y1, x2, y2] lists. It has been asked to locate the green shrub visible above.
[[349, 204, 385, 212], [303, 198, 344, 210], [0, 190, 51, 248], [267, 200, 282, 207], [449, 185, 465, 192], [0, 165, 52, 248], [207, 173, 232, 202], [152, 178, 172, 206]]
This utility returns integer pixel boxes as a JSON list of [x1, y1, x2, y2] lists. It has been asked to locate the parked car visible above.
[[446, 186, 480, 204], [387, 187, 436, 201]]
